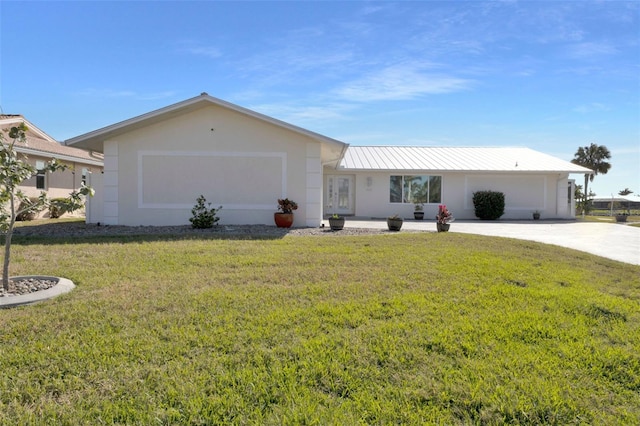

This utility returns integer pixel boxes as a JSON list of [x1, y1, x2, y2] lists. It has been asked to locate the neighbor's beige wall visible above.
[[109, 105, 320, 226], [18, 154, 100, 218]]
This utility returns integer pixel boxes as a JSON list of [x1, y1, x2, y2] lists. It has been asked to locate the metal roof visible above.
[[338, 146, 592, 173]]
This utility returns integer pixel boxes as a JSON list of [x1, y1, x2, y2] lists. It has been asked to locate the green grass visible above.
[[1, 230, 639, 424], [577, 214, 640, 224]]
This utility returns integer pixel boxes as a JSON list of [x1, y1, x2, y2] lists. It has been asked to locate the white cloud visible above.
[[76, 89, 176, 101], [334, 63, 472, 102], [249, 102, 356, 126], [185, 46, 222, 59], [175, 40, 223, 59], [573, 103, 610, 114], [76, 88, 136, 98], [567, 42, 618, 59]]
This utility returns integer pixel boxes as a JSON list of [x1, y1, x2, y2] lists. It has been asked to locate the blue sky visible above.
[[1, 1, 638, 198]]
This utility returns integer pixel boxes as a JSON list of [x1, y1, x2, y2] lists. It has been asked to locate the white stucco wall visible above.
[[325, 169, 576, 220], [103, 105, 323, 226]]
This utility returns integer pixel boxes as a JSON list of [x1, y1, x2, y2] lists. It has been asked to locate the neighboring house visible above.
[[65, 93, 591, 226], [591, 196, 640, 213], [1, 114, 104, 217]]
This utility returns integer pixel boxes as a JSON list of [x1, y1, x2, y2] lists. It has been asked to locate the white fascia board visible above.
[[0, 117, 58, 142], [14, 146, 104, 166], [65, 93, 347, 152]]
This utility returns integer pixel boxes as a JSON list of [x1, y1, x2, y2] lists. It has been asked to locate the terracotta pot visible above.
[[274, 213, 294, 228]]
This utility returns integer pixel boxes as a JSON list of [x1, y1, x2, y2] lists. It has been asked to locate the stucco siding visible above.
[[109, 104, 321, 226], [327, 169, 575, 220]]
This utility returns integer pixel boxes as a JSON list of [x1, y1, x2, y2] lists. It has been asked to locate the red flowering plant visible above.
[[435, 204, 453, 224], [277, 198, 298, 214]]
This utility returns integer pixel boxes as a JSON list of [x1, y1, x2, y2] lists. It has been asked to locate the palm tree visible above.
[[571, 143, 612, 210]]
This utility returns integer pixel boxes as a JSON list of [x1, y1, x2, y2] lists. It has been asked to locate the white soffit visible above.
[[339, 146, 592, 173]]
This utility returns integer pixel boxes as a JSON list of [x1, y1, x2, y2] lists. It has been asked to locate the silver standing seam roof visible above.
[[339, 146, 592, 173]]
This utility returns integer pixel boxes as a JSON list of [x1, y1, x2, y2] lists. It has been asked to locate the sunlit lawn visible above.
[[577, 214, 640, 224], [1, 227, 639, 424]]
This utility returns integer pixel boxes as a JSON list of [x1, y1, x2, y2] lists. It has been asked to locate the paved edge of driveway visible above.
[[0, 276, 75, 309]]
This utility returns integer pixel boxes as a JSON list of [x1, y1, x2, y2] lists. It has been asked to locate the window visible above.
[[81, 168, 88, 186], [390, 175, 442, 204], [35, 161, 45, 190]]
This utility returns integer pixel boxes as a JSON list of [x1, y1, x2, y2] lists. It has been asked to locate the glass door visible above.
[[325, 175, 354, 215]]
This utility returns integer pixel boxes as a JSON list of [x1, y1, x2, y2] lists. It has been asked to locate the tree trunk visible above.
[[583, 174, 589, 216], [2, 195, 16, 291]]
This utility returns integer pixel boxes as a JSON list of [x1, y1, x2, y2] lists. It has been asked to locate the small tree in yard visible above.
[[189, 195, 222, 229], [1, 123, 93, 291]]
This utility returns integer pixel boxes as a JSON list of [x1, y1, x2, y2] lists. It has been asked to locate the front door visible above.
[[325, 175, 354, 216]]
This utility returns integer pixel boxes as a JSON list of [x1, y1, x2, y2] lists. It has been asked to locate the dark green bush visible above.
[[189, 195, 222, 229], [473, 190, 505, 220], [48, 197, 69, 218]]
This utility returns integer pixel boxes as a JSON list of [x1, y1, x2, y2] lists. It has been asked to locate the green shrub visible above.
[[48, 197, 69, 218], [189, 195, 222, 229], [16, 197, 44, 221], [473, 190, 505, 220]]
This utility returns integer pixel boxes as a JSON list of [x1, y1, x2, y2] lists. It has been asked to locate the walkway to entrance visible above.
[[331, 219, 640, 266]]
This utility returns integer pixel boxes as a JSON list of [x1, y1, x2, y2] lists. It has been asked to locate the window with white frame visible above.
[[35, 161, 46, 190], [390, 175, 442, 204]]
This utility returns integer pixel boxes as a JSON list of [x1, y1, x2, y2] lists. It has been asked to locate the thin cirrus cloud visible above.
[[566, 42, 618, 59], [249, 102, 356, 126], [184, 46, 223, 59], [174, 40, 223, 59], [573, 103, 610, 114], [76, 88, 177, 101], [334, 63, 472, 102]]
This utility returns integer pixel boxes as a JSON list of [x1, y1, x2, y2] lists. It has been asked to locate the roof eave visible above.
[[65, 93, 348, 153], [14, 146, 104, 166]]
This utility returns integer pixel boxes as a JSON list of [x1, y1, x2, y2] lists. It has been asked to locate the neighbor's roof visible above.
[[338, 146, 592, 173], [0, 115, 103, 166], [592, 195, 640, 203], [64, 93, 348, 159]]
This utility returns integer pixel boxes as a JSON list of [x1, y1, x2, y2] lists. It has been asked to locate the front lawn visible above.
[[1, 231, 638, 424]]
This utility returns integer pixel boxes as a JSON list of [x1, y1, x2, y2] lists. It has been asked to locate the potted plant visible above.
[[414, 203, 424, 220], [615, 213, 628, 223], [274, 198, 297, 228], [435, 204, 453, 232], [387, 214, 403, 231], [533, 210, 541, 220], [328, 214, 345, 231]]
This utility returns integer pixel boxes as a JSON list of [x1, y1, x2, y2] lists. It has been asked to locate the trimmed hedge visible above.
[[473, 190, 505, 220]]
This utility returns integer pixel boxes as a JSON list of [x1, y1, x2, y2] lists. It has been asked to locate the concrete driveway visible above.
[[338, 219, 640, 266]]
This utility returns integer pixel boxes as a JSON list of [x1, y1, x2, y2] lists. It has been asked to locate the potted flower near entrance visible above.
[[274, 198, 298, 228], [435, 204, 453, 232], [414, 203, 424, 220], [328, 214, 345, 231], [387, 214, 404, 231]]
